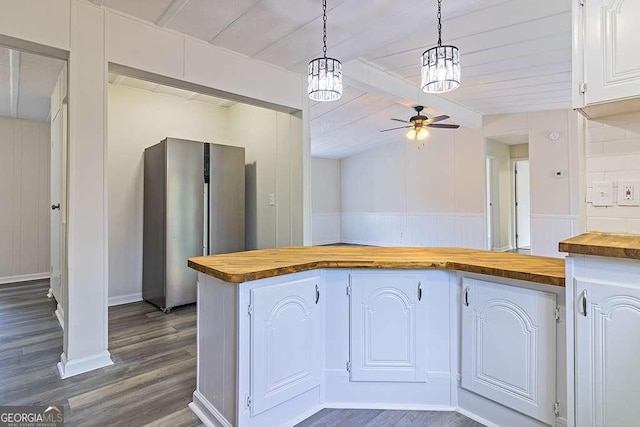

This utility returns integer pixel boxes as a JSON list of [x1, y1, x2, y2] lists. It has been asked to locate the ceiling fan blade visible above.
[[426, 115, 450, 124], [427, 123, 460, 129], [380, 126, 413, 132], [390, 118, 411, 123]]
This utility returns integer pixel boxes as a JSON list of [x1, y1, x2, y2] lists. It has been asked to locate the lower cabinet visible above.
[[461, 278, 557, 425], [250, 276, 322, 416], [350, 272, 427, 382], [575, 280, 640, 427]]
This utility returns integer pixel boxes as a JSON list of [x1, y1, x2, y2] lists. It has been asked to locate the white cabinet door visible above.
[[461, 278, 556, 425], [250, 276, 321, 416], [576, 280, 640, 427], [350, 273, 427, 382], [584, 0, 640, 104]]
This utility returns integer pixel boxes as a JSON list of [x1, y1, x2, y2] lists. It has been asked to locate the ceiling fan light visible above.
[[308, 57, 343, 102], [417, 127, 430, 140], [406, 128, 417, 140], [421, 45, 460, 94]]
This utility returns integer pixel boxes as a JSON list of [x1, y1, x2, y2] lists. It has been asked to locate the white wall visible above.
[[585, 111, 640, 233], [228, 103, 303, 250], [108, 85, 304, 302], [340, 127, 485, 248], [311, 157, 341, 245], [484, 110, 582, 257], [0, 117, 50, 282]]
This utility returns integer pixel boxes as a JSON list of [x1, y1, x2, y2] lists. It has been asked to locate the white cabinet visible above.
[[349, 272, 427, 382], [575, 0, 640, 114], [575, 280, 640, 427], [461, 278, 557, 425], [250, 276, 322, 416]]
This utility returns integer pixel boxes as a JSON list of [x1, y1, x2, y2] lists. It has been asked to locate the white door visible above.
[[461, 278, 556, 424], [251, 276, 321, 416], [515, 160, 531, 249], [50, 110, 62, 301], [350, 273, 427, 382], [576, 281, 640, 427], [486, 157, 493, 250]]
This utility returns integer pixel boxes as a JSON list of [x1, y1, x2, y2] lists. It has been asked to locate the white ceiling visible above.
[[97, 0, 572, 158], [107, 73, 237, 107], [0, 47, 65, 122]]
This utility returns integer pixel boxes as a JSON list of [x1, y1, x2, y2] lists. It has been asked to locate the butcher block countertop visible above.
[[560, 232, 640, 261], [188, 246, 566, 287]]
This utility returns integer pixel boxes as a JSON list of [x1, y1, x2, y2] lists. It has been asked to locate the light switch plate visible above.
[[592, 181, 614, 206], [618, 180, 640, 206]]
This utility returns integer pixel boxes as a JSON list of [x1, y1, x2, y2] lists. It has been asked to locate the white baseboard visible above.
[[493, 245, 514, 252], [0, 272, 50, 285], [312, 240, 342, 246], [54, 304, 64, 330], [190, 390, 232, 427], [108, 292, 143, 307], [57, 350, 113, 379], [325, 402, 456, 412]]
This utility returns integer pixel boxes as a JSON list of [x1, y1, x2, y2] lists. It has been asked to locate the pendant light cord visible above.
[[322, 0, 328, 58], [437, 0, 442, 46]]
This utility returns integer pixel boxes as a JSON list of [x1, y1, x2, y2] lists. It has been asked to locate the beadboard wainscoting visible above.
[[312, 213, 341, 245], [341, 213, 485, 248], [531, 214, 581, 258]]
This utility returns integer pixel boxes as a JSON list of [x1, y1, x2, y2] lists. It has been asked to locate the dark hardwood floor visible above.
[[0, 279, 483, 427]]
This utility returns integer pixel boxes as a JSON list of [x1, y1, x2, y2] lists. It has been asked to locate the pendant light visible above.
[[421, 0, 460, 93], [308, 0, 343, 102]]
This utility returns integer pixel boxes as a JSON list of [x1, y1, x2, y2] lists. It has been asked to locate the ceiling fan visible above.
[[380, 106, 460, 140]]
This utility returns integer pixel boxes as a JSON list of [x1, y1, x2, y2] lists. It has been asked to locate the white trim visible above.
[[556, 417, 568, 427], [190, 390, 233, 427], [456, 407, 500, 427], [55, 304, 65, 331], [57, 350, 113, 379], [0, 272, 50, 285], [530, 214, 581, 220], [325, 402, 456, 412], [108, 292, 143, 306], [493, 245, 514, 252], [312, 240, 342, 246]]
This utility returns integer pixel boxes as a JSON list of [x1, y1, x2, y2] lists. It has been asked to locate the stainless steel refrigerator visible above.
[[143, 138, 245, 312]]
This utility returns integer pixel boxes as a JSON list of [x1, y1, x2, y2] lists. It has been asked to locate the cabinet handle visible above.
[[464, 287, 470, 307], [315, 284, 320, 304], [51, 204, 60, 210], [418, 282, 422, 301], [581, 290, 587, 317]]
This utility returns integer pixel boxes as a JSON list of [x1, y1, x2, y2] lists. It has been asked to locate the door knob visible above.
[[51, 204, 60, 210]]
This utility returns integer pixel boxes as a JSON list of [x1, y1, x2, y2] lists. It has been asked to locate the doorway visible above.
[[514, 159, 531, 251], [485, 156, 500, 251]]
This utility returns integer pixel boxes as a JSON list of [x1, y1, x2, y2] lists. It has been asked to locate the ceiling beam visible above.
[[156, 0, 190, 27], [9, 49, 20, 119], [343, 58, 482, 129]]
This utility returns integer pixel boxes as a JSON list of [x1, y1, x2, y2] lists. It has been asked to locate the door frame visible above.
[[511, 157, 530, 250]]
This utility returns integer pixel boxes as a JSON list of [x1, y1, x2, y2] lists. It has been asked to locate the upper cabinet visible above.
[[574, 0, 640, 118]]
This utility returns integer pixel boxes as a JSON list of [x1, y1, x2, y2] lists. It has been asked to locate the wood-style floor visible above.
[[0, 279, 483, 427]]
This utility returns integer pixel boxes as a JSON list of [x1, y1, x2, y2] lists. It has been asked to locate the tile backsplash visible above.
[[586, 111, 640, 234]]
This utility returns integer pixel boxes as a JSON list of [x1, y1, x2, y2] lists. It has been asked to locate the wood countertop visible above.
[[559, 232, 640, 261], [188, 246, 565, 287]]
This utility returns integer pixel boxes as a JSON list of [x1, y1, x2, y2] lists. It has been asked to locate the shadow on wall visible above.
[[245, 162, 257, 250]]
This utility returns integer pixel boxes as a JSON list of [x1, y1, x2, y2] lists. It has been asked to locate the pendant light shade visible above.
[[421, 0, 460, 94], [308, 0, 342, 102], [308, 57, 343, 102]]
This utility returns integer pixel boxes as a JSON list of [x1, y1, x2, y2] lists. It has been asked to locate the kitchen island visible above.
[[187, 246, 567, 427]]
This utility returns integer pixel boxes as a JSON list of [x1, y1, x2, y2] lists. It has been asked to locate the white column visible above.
[[58, 0, 112, 378]]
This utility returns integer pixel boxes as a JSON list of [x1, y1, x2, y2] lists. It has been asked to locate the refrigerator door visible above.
[[165, 138, 204, 308], [208, 144, 245, 254], [143, 142, 167, 309]]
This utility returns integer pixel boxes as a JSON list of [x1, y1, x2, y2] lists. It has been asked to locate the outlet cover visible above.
[[618, 181, 640, 206], [592, 181, 614, 207]]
